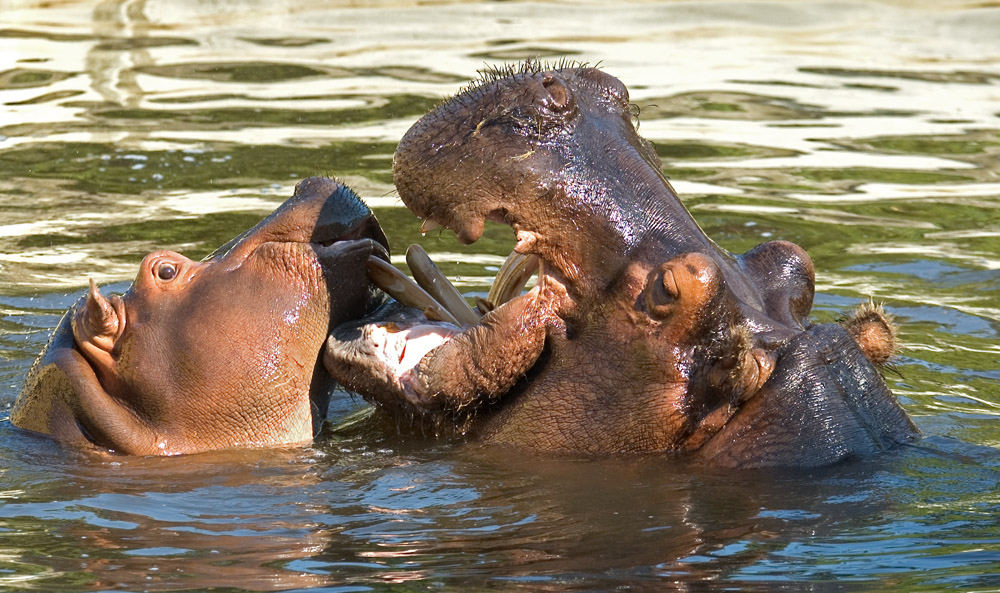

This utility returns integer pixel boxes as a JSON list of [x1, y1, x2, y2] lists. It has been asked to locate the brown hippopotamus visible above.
[[325, 63, 919, 468], [12, 177, 387, 455]]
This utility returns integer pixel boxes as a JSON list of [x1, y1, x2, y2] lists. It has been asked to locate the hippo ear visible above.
[[540, 74, 577, 115], [75, 279, 120, 352], [841, 301, 898, 366]]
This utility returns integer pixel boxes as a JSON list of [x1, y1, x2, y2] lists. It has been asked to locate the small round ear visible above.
[[643, 252, 723, 323], [538, 73, 577, 115], [72, 279, 122, 390], [75, 279, 119, 353], [841, 301, 897, 366]]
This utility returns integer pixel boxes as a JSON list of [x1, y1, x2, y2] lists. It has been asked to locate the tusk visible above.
[[406, 244, 481, 326], [487, 251, 539, 308], [366, 256, 461, 326]]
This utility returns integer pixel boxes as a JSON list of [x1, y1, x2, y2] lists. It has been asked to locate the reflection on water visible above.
[[1, 0, 998, 591]]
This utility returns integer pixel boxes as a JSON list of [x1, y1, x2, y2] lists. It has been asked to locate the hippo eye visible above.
[[156, 263, 177, 281]]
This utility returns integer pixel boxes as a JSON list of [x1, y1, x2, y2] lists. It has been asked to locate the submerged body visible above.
[[325, 64, 918, 468], [13, 177, 387, 455]]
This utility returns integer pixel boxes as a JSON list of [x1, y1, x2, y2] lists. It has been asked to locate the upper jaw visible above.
[[415, 204, 590, 321], [310, 208, 389, 255]]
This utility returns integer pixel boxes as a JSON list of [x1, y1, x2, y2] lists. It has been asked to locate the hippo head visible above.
[[326, 63, 917, 467], [13, 177, 387, 455], [392, 64, 810, 331]]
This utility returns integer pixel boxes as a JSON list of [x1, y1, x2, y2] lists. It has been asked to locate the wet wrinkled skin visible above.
[[325, 64, 919, 468], [12, 177, 387, 455]]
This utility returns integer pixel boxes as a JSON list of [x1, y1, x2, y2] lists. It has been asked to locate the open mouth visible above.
[[327, 223, 543, 403]]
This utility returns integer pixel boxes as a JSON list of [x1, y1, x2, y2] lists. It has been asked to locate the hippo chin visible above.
[[12, 177, 387, 455], [324, 63, 919, 468]]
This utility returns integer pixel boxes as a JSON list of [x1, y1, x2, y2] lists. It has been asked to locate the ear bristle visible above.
[[841, 300, 898, 366], [453, 59, 596, 100]]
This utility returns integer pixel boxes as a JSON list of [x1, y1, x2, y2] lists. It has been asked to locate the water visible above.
[[1, 0, 998, 590]]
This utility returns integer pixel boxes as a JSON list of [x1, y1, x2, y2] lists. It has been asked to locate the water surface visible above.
[[1, 1, 998, 591]]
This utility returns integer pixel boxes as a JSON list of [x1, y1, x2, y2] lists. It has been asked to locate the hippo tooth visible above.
[[405, 244, 481, 326], [366, 256, 461, 326], [487, 251, 540, 307]]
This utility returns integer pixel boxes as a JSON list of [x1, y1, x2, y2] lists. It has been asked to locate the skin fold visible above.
[[12, 177, 387, 455], [324, 63, 919, 468]]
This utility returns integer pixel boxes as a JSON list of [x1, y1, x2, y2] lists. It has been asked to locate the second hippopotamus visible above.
[[12, 177, 387, 455], [325, 63, 919, 468]]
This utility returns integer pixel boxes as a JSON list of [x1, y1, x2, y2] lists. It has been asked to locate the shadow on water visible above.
[[0, 0, 999, 591]]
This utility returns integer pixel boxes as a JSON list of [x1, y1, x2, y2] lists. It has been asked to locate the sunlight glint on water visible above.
[[1, 1, 998, 591]]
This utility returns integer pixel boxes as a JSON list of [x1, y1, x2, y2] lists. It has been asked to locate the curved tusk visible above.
[[366, 256, 460, 326], [406, 244, 480, 326], [487, 251, 539, 308]]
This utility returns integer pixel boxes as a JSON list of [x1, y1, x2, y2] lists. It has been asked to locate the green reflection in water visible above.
[[638, 91, 823, 120], [799, 66, 1000, 85], [793, 167, 971, 185], [136, 62, 468, 85], [93, 37, 197, 51], [239, 36, 329, 47], [0, 69, 76, 90], [136, 61, 332, 83], [665, 164, 976, 196], [14, 211, 267, 262], [88, 93, 441, 128], [655, 140, 799, 161], [843, 131, 1000, 157], [0, 141, 395, 194], [4, 90, 84, 106], [638, 90, 916, 121], [470, 46, 580, 61]]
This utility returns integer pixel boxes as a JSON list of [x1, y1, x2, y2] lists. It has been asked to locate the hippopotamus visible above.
[[12, 177, 387, 455], [324, 63, 920, 468]]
